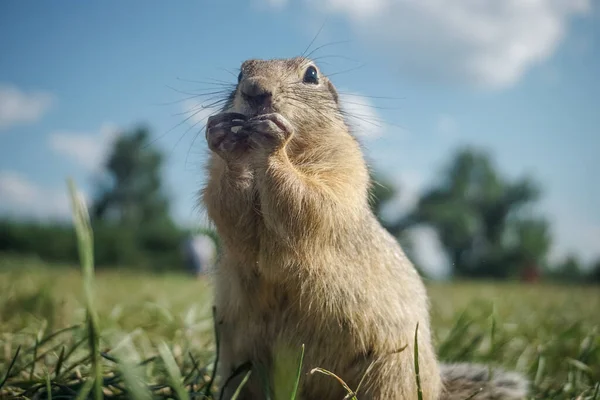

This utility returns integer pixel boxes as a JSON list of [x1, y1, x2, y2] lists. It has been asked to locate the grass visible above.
[[0, 182, 599, 399]]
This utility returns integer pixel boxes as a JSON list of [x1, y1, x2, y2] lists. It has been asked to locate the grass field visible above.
[[0, 192, 599, 399], [0, 256, 598, 399]]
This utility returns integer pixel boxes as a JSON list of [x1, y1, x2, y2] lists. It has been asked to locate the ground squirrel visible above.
[[200, 57, 528, 400]]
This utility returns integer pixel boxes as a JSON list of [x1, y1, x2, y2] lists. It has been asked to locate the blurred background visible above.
[[0, 0, 599, 281]]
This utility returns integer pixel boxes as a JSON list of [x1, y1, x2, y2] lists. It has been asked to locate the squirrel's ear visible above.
[[327, 81, 339, 104]]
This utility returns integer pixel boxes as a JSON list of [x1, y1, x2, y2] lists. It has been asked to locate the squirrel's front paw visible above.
[[241, 113, 294, 153], [206, 112, 249, 161]]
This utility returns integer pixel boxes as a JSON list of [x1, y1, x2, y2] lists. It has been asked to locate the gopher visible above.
[[200, 57, 528, 400]]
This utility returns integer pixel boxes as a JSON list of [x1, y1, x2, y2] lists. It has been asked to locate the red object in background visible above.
[[521, 262, 541, 283]]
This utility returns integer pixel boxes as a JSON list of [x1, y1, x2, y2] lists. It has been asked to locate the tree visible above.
[[92, 126, 172, 228], [411, 147, 550, 279], [547, 254, 585, 283], [589, 258, 600, 283], [90, 125, 183, 269]]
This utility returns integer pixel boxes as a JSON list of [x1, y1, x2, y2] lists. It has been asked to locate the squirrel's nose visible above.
[[241, 78, 273, 109]]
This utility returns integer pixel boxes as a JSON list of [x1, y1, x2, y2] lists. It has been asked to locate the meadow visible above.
[[0, 193, 599, 399], [0, 256, 598, 399]]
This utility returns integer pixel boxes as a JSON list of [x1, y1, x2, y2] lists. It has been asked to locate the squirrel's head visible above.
[[226, 57, 345, 134]]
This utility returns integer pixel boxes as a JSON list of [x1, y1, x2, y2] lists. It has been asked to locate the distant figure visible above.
[[182, 234, 216, 277]]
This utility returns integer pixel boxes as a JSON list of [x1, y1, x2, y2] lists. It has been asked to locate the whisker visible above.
[[310, 54, 363, 64], [173, 99, 229, 118], [339, 100, 401, 111], [340, 110, 407, 131], [146, 101, 216, 149], [286, 95, 340, 127], [220, 68, 239, 79], [165, 85, 234, 97], [301, 18, 329, 58], [336, 92, 404, 101], [323, 63, 367, 79], [169, 110, 213, 156], [304, 40, 352, 60], [175, 77, 234, 86], [287, 87, 405, 131], [339, 109, 391, 122], [150, 90, 232, 106], [345, 115, 383, 129], [185, 124, 209, 169]]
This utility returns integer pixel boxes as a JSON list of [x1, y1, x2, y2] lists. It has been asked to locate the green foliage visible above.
[[0, 218, 78, 263], [0, 218, 187, 271], [92, 125, 172, 228], [413, 147, 551, 278], [591, 259, 600, 283], [544, 253, 600, 284], [0, 125, 197, 272], [87, 125, 187, 270]]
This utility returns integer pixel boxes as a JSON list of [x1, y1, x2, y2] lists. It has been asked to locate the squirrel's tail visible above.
[[439, 362, 529, 400]]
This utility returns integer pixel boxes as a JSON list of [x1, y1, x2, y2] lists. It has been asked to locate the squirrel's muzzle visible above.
[[240, 77, 274, 111]]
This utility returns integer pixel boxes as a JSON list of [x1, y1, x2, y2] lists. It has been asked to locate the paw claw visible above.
[[205, 112, 251, 160], [242, 113, 294, 151]]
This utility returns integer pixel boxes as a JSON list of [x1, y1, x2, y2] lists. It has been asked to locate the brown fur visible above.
[[200, 57, 527, 400]]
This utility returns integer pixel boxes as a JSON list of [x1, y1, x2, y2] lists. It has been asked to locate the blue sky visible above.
[[1, 0, 598, 276]]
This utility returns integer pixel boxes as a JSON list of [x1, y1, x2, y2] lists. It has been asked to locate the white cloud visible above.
[[263, 0, 288, 8], [339, 92, 385, 139], [409, 226, 450, 278], [0, 171, 88, 220], [271, 0, 591, 90], [378, 169, 425, 222], [49, 123, 119, 171], [0, 84, 56, 131]]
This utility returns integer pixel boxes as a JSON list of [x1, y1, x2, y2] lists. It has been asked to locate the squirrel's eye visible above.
[[237, 71, 243, 83], [303, 66, 319, 84]]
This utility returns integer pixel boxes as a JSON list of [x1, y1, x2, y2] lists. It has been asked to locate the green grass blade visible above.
[[158, 341, 189, 400], [204, 305, 221, 398], [67, 178, 103, 400], [116, 358, 153, 400], [0, 345, 21, 390], [272, 343, 305, 400], [29, 337, 39, 380], [75, 378, 95, 400], [46, 372, 53, 400], [413, 323, 423, 400], [231, 370, 252, 400], [289, 344, 305, 400], [219, 362, 253, 400]]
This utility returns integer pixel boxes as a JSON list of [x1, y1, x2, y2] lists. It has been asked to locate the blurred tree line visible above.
[[368, 148, 599, 283], [0, 125, 598, 282], [0, 126, 189, 271]]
